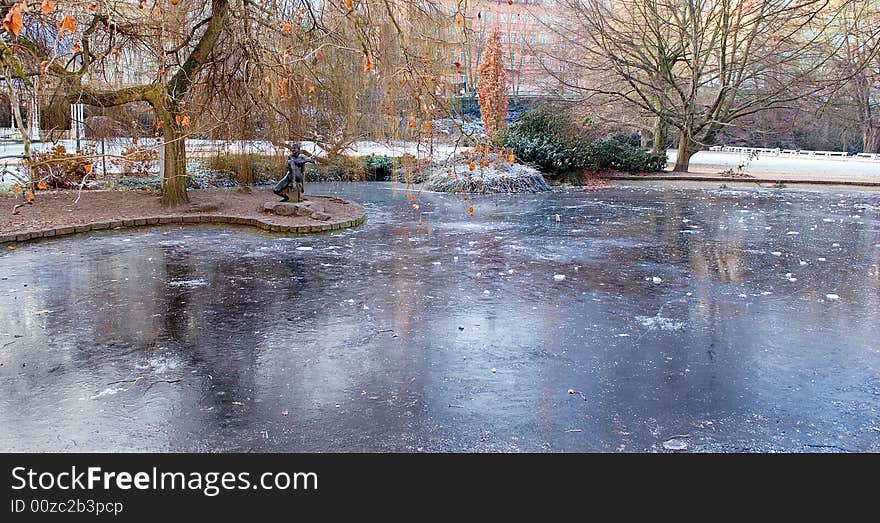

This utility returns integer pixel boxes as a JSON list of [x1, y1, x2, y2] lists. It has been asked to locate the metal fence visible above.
[[707, 145, 880, 160]]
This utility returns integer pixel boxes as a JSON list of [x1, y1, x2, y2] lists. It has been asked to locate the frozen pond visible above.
[[0, 182, 878, 452]]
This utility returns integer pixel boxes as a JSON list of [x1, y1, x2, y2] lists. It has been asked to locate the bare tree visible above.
[[552, 0, 854, 171], [5, 0, 469, 205], [825, 1, 880, 153]]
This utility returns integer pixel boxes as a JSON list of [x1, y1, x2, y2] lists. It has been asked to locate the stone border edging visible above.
[[0, 211, 366, 245], [601, 174, 880, 187]]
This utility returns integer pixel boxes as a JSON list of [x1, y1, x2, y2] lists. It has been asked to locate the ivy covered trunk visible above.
[[161, 124, 189, 206], [652, 116, 668, 155]]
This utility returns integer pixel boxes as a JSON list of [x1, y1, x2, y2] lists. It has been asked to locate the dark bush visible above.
[[590, 139, 668, 173], [362, 154, 394, 180], [496, 105, 667, 177]]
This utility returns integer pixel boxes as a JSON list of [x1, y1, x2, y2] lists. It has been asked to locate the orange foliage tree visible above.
[[476, 25, 508, 137], [2, 1, 469, 205]]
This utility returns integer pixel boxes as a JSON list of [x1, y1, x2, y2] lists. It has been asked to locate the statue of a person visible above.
[[273, 143, 316, 202]]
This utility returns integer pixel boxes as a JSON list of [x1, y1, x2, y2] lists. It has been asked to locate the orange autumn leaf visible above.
[[89, 2, 97, 10], [58, 15, 76, 33], [307, 85, 316, 94], [408, 118, 417, 129], [475, 144, 483, 153], [467, 205, 474, 215], [281, 22, 292, 32], [363, 52, 373, 73], [345, 0, 352, 9], [409, 194, 416, 201], [84, 164, 92, 174], [11, 183, 21, 193], [37, 181, 47, 190], [155, 119, 163, 129], [412, 204, 419, 210], [25, 191, 35, 202], [424, 121, 433, 132], [39, 61, 50, 75], [507, 153, 515, 164], [468, 162, 476, 171], [41, 0, 54, 14], [3, 3, 23, 36], [71, 41, 82, 53]]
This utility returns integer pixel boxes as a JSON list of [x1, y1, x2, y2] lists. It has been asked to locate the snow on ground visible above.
[[3, 138, 880, 187]]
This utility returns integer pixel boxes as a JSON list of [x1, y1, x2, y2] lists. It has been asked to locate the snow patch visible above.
[[91, 388, 123, 400], [169, 279, 207, 288], [636, 315, 685, 331]]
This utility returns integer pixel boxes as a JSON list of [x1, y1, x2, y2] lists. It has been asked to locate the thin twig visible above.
[[142, 378, 183, 395]]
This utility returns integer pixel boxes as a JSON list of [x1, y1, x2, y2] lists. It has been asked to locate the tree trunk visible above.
[[673, 131, 697, 172], [652, 116, 668, 154], [864, 125, 880, 154], [161, 124, 189, 206]]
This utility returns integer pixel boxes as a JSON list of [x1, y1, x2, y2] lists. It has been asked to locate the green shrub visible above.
[[590, 139, 668, 173], [498, 105, 667, 177], [362, 154, 394, 180]]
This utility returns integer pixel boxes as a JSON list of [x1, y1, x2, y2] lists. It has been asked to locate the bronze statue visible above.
[[274, 143, 316, 202]]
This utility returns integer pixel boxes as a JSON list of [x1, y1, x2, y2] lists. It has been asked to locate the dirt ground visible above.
[[0, 188, 364, 234]]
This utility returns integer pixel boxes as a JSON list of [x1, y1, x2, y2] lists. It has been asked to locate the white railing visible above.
[[707, 145, 876, 159]]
